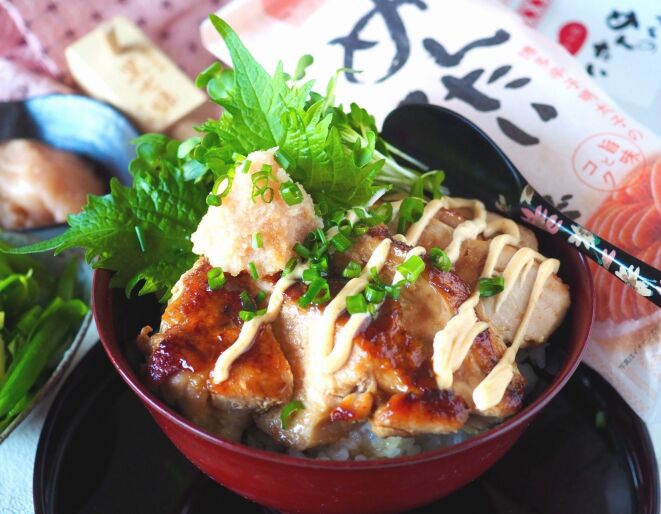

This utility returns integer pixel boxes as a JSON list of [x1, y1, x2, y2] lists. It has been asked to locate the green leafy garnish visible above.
[[280, 399, 305, 429], [396, 255, 426, 284], [198, 15, 384, 210], [479, 276, 505, 298], [0, 243, 88, 431], [429, 247, 452, 272], [207, 267, 226, 290]]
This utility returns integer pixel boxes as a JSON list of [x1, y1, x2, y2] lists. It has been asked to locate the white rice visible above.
[[243, 420, 491, 461]]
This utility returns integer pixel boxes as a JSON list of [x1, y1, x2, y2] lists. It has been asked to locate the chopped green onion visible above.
[[311, 255, 328, 272], [248, 261, 259, 280], [134, 226, 147, 253], [239, 308, 266, 321], [251, 166, 273, 203], [254, 291, 266, 305], [206, 193, 222, 206], [330, 232, 352, 252], [371, 203, 394, 225], [302, 268, 323, 283], [212, 175, 233, 198], [241, 159, 252, 173], [314, 228, 328, 246], [294, 243, 310, 259], [479, 276, 505, 297], [429, 247, 452, 272], [252, 232, 263, 249], [397, 197, 425, 234], [385, 284, 401, 300], [351, 222, 369, 237], [365, 285, 386, 304], [207, 267, 226, 290], [274, 150, 291, 170], [342, 261, 362, 279], [232, 152, 246, 161], [280, 400, 305, 429], [239, 290, 257, 311], [0, 311, 5, 330], [283, 257, 298, 276], [396, 255, 425, 284], [346, 294, 368, 314], [298, 279, 330, 307]]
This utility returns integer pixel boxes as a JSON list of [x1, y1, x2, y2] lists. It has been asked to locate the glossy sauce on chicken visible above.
[[209, 196, 560, 412]]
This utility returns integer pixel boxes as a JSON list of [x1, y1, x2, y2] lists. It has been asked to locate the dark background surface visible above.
[[34, 343, 659, 514]]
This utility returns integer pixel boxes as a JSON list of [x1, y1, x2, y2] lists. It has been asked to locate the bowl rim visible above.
[[93, 244, 594, 470]]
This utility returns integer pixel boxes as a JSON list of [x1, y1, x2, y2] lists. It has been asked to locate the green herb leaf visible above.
[[294, 54, 314, 81], [200, 16, 383, 211]]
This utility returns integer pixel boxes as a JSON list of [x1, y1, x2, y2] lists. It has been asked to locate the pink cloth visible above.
[[0, 0, 226, 99]]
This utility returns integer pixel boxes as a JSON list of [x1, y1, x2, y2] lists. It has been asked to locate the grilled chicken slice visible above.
[[416, 207, 538, 252], [139, 258, 293, 441], [454, 240, 570, 346], [257, 291, 472, 447], [256, 288, 378, 450], [452, 327, 526, 418], [409, 204, 568, 348], [141, 222, 542, 448], [344, 230, 527, 416]]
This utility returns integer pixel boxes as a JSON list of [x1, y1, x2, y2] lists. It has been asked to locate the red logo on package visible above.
[[558, 22, 588, 55]]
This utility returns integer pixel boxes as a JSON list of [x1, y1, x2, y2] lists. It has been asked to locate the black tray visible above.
[[34, 343, 660, 514]]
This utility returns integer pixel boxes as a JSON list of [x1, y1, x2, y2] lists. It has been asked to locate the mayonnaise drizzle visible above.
[[320, 238, 392, 372], [443, 198, 487, 262], [431, 230, 560, 410], [484, 217, 520, 240], [403, 198, 446, 245], [325, 245, 427, 373], [472, 258, 559, 410], [432, 293, 489, 389], [211, 264, 305, 383]]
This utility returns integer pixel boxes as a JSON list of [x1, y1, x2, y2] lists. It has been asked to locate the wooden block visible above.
[[65, 16, 206, 133]]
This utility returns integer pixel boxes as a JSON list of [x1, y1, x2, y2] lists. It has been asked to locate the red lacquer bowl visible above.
[[93, 231, 593, 514]]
